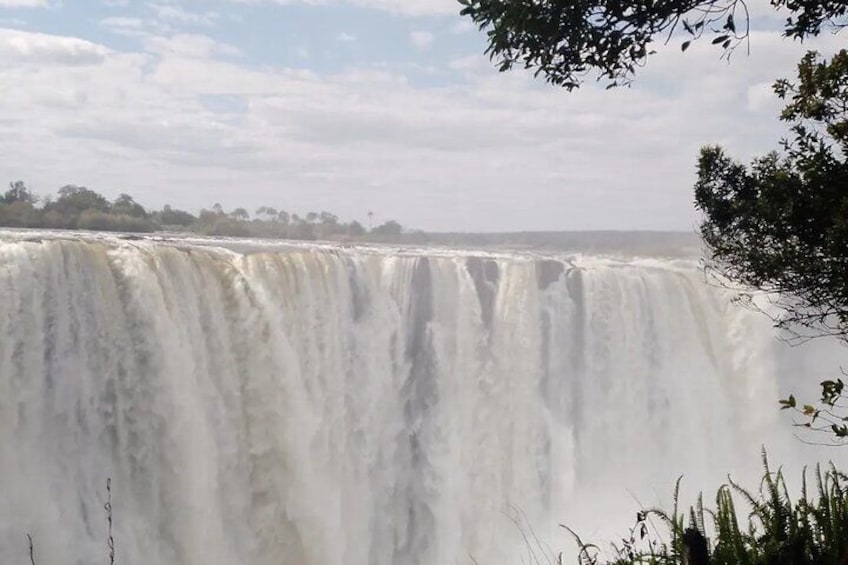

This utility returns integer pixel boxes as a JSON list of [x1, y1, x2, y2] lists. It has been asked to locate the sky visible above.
[[0, 1, 843, 232]]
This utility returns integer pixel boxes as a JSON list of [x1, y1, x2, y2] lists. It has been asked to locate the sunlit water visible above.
[[0, 230, 844, 564]]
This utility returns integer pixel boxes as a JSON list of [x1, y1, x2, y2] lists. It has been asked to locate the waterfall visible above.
[[0, 232, 842, 564]]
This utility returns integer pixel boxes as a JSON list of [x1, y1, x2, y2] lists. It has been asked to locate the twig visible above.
[[26, 533, 35, 565], [105, 478, 115, 565]]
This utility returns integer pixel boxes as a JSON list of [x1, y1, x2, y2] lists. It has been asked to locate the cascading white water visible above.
[[0, 232, 844, 565]]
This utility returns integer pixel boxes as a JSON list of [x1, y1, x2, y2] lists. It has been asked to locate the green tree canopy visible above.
[[695, 50, 848, 339], [693, 49, 848, 443], [458, 0, 847, 89]]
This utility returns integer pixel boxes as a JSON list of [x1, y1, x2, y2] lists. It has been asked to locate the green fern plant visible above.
[[563, 451, 848, 565]]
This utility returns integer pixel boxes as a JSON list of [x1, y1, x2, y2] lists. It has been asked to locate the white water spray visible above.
[[0, 232, 842, 564]]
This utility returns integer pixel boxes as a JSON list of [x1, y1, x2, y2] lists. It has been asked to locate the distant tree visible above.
[[255, 206, 278, 221], [0, 182, 38, 227], [229, 208, 250, 221], [288, 213, 316, 239], [76, 209, 155, 233], [459, 0, 847, 89], [157, 205, 196, 227], [195, 209, 249, 237], [112, 193, 148, 218], [367, 210, 374, 231], [319, 211, 338, 225], [196, 209, 219, 224], [348, 220, 366, 237], [373, 220, 402, 237], [2, 181, 35, 204], [50, 185, 110, 215], [0, 182, 374, 243]]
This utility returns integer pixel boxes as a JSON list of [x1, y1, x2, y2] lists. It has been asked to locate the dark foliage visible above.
[[695, 50, 848, 340], [693, 51, 848, 443], [457, 0, 846, 89]]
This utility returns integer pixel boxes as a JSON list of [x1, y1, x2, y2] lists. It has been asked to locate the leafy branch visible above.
[[781, 375, 848, 446]]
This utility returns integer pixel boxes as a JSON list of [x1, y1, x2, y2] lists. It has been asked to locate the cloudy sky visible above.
[[0, 1, 843, 231]]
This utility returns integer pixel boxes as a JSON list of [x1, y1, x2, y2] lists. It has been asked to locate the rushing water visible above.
[[0, 231, 843, 565]]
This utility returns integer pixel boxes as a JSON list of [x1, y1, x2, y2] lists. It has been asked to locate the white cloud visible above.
[[100, 3, 229, 40], [448, 54, 487, 72], [348, 0, 456, 15], [231, 0, 457, 16], [410, 30, 433, 50], [450, 19, 475, 34], [337, 32, 356, 42], [101, 17, 144, 29], [0, 27, 844, 231], [0, 28, 110, 65], [150, 4, 221, 27], [747, 81, 778, 113], [144, 33, 242, 59], [100, 16, 147, 37], [0, 0, 47, 7]]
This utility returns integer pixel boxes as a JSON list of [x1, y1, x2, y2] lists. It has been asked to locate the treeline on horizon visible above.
[[0, 181, 413, 242]]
